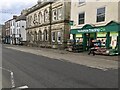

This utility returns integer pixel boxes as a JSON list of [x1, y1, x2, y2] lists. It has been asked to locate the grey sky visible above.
[[0, 0, 38, 24]]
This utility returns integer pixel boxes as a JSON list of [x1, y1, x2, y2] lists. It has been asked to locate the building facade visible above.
[[10, 16, 17, 44], [1, 25, 5, 43], [15, 11, 27, 45], [5, 20, 10, 44], [70, 0, 120, 51], [26, 0, 71, 49], [0, 25, 2, 43], [26, 2, 51, 47]]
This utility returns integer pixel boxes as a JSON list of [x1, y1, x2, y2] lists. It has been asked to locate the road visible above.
[[2, 46, 118, 88]]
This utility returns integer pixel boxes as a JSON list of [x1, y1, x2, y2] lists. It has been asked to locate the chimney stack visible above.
[[13, 15, 17, 19]]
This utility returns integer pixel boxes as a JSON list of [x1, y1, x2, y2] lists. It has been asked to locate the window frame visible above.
[[52, 9, 57, 21], [38, 30, 42, 41], [57, 7, 62, 20], [96, 7, 105, 22], [57, 31, 61, 42], [78, 12, 85, 25], [44, 30, 48, 41], [52, 32, 56, 42], [44, 9, 49, 22]]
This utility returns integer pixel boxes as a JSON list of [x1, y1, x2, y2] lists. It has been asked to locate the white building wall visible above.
[[20, 20, 26, 41], [16, 20, 26, 41], [71, 0, 120, 29], [10, 19, 16, 44]]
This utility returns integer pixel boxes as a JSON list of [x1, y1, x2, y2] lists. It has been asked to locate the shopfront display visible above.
[[70, 21, 120, 54], [97, 32, 107, 47], [110, 32, 118, 49], [76, 34, 83, 45]]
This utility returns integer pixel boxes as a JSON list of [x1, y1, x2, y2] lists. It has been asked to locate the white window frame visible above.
[[78, 12, 85, 25], [52, 9, 57, 21], [96, 7, 105, 22], [52, 32, 55, 42], [57, 31, 61, 42]]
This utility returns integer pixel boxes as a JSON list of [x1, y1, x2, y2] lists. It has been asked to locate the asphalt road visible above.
[[2, 46, 118, 88]]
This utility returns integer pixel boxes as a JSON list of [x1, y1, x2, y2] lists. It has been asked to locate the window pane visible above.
[[97, 7, 105, 22], [57, 32, 61, 42], [97, 7, 105, 15], [52, 32, 55, 42], [78, 13, 85, 24]]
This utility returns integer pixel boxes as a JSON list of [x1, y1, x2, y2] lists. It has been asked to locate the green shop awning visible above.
[[70, 21, 120, 34]]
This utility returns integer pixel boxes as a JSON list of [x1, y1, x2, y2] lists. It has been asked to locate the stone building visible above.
[[1, 25, 5, 43], [51, 0, 71, 49], [26, 2, 51, 47], [5, 20, 10, 44], [26, 0, 71, 49]]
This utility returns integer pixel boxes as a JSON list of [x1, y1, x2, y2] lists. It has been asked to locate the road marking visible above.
[[17, 85, 28, 89], [10, 72, 15, 88], [0, 67, 11, 72], [1, 67, 29, 89], [0, 67, 15, 88]]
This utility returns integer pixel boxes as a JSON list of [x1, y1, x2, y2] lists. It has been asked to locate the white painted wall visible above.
[[71, 0, 120, 29], [10, 19, 16, 44], [15, 20, 26, 42], [20, 20, 26, 41]]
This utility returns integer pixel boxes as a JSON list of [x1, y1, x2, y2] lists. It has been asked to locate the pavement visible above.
[[2, 46, 118, 88], [3, 44, 118, 70]]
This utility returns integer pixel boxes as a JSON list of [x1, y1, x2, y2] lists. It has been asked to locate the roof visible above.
[[16, 15, 26, 21]]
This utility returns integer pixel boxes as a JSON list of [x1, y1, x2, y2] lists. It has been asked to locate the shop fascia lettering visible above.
[[77, 28, 106, 33]]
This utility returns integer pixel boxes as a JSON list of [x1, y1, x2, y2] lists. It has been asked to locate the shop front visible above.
[[70, 21, 120, 54]]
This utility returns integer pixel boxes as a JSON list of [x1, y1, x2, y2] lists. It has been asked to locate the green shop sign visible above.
[[77, 28, 106, 33], [70, 21, 120, 34]]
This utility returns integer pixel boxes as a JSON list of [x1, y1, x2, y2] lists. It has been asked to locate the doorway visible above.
[[86, 33, 96, 50]]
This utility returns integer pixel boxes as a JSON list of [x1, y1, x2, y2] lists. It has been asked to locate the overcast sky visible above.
[[0, 0, 38, 24]]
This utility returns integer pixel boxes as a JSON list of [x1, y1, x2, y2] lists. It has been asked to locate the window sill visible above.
[[77, 24, 85, 27], [94, 21, 106, 26], [78, 3, 86, 7]]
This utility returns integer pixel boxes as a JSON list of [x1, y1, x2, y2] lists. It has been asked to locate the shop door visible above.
[[86, 33, 95, 49]]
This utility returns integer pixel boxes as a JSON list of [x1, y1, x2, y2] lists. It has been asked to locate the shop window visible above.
[[97, 32, 107, 47], [52, 32, 55, 42], [96, 7, 105, 22], [110, 32, 118, 49], [44, 30, 48, 41], [57, 32, 61, 42], [78, 12, 85, 25]]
